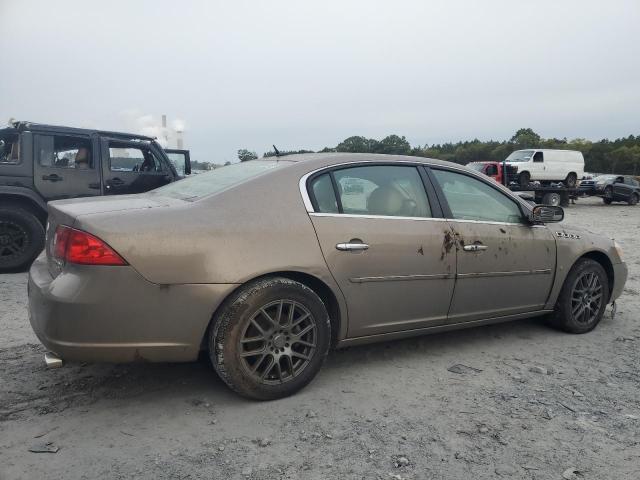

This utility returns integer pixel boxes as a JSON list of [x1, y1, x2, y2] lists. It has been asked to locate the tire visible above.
[[210, 277, 331, 400], [603, 198, 612, 205], [628, 193, 639, 206], [604, 186, 613, 201], [547, 258, 609, 334], [0, 205, 45, 272], [564, 172, 577, 188], [542, 192, 561, 206], [518, 171, 530, 188]]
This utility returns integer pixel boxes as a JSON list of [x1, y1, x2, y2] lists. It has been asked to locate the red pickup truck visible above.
[[467, 161, 518, 185]]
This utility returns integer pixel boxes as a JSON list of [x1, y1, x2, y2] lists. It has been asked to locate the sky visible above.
[[1, 0, 639, 163]]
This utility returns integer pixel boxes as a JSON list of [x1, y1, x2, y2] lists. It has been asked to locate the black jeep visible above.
[[0, 121, 191, 272]]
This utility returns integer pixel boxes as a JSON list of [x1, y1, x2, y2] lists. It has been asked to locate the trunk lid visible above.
[[45, 194, 179, 277]]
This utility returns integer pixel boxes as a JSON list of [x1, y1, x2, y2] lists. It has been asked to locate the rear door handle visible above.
[[109, 177, 125, 186], [42, 174, 63, 182], [463, 244, 488, 252], [336, 242, 369, 251]]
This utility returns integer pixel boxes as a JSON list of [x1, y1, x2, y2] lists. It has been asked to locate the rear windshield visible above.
[[150, 160, 284, 200], [468, 163, 485, 172]]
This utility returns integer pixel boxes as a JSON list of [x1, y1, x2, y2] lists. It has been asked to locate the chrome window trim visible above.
[[309, 212, 447, 222], [298, 158, 534, 217], [309, 212, 545, 228]]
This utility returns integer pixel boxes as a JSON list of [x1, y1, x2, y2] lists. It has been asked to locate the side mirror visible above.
[[531, 204, 564, 223]]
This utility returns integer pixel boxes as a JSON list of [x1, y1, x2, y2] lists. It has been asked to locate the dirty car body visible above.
[[28, 153, 628, 399]]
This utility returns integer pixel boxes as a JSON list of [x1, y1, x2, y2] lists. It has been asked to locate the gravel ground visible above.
[[1, 196, 639, 480]]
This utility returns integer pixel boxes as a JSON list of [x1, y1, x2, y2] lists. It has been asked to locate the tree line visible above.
[[238, 128, 640, 175]]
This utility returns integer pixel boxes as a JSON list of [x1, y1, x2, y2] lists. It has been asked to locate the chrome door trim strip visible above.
[[350, 273, 454, 283], [457, 269, 552, 279]]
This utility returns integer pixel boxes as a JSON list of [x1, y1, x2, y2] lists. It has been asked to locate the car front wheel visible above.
[[210, 277, 331, 400], [548, 258, 609, 334]]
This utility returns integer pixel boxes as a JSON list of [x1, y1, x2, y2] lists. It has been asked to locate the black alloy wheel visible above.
[[0, 206, 45, 272], [239, 300, 318, 385], [547, 258, 609, 334], [210, 277, 331, 400]]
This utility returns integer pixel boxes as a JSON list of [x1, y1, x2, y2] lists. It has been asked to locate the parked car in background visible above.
[[0, 121, 191, 271], [505, 149, 584, 188], [28, 153, 627, 400], [591, 175, 640, 205]]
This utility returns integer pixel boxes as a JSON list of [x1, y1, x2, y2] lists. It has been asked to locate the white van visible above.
[[504, 149, 585, 188]]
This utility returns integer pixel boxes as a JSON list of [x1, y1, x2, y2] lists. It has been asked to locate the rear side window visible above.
[[310, 173, 338, 213], [310, 165, 432, 218], [109, 146, 163, 173], [0, 133, 20, 165], [432, 169, 523, 223], [37, 135, 93, 169]]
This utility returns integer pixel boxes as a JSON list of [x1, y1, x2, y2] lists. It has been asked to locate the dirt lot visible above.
[[0, 196, 638, 480]]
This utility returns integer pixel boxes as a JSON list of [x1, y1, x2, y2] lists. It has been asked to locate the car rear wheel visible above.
[[518, 171, 530, 188], [604, 186, 613, 200], [0, 205, 45, 272], [210, 277, 331, 400], [628, 193, 639, 206], [547, 258, 609, 334], [564, 172, 577, 188]]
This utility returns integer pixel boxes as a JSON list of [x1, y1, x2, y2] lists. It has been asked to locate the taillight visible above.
[[52, 225, 127, 266]]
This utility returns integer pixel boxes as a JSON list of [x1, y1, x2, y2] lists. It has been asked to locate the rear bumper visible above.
[[28, 253, 238, 363], [611, 262, 628, 303]]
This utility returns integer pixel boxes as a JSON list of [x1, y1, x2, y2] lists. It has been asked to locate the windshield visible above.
[[505, 150, 535, 162], [594, 175, 616, 182], [468, 163, 485, 172], [151, 160, 284, 200]]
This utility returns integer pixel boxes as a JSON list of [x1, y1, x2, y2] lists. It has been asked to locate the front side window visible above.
[[432, 169, 523, 223], [38, 135, 93, 169], [624, 177, 639, 187], [109, 145, 163, 173], [311, 165, 431, 218]]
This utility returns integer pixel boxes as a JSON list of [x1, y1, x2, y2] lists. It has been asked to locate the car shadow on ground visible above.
[[2, 314, 575, 421]]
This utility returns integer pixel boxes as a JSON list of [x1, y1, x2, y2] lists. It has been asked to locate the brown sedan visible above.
[[28, 154, 628, 399]]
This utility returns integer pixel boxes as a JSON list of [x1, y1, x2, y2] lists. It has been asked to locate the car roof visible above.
[[270, 152, 464, 170], [0, 121, 156, 142]]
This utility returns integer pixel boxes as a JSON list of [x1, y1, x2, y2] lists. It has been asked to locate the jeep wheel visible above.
[[518, 171, 530, 188], [628, 193, 639, 206], [547, 258, 609, 334], [210, 277, 331, 400], [0, 205, 45, 272]]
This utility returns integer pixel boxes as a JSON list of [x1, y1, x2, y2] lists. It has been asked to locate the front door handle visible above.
[[336, 242, 369, 252], [42, 174, 63, 182], [463, 244, 488, 252]]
